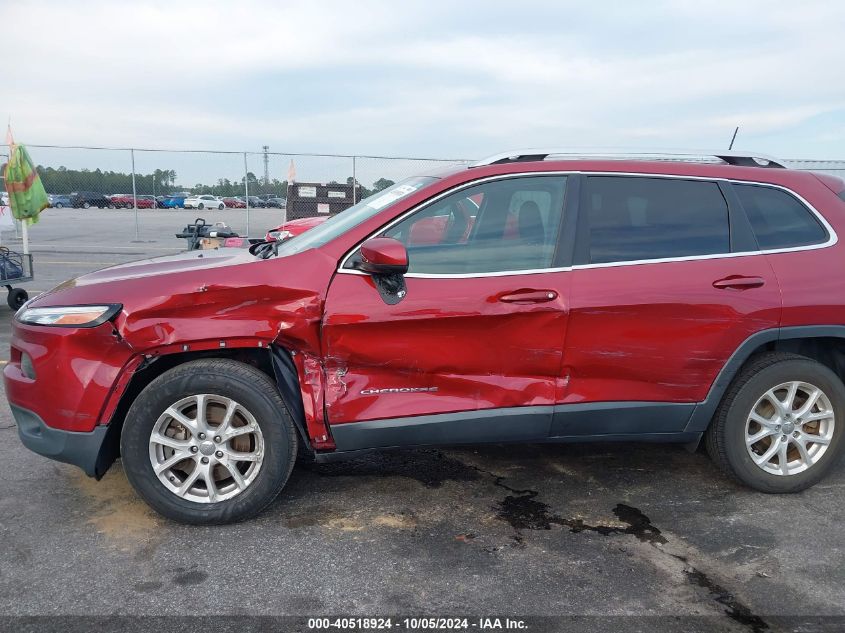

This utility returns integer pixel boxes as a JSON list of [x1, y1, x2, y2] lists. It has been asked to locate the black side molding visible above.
[[331, 406, 553, 452], [330, 401, 696, 452], [550, 401, 694, 437]]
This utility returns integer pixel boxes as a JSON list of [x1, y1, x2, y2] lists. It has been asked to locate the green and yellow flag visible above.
[[3, 129, 48, 225]]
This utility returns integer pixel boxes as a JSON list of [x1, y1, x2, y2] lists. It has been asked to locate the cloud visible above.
[[2, 0, 844, 171]]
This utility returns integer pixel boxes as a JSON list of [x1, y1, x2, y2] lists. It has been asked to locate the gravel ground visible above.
[[0, 209, 843, 632]]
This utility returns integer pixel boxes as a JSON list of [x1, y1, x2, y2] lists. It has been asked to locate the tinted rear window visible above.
[[734, 184, 827, 249], [583, 176, 730, 264]]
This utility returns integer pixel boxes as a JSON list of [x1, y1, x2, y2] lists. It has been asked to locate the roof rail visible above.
[[470, 148, 787, 169]]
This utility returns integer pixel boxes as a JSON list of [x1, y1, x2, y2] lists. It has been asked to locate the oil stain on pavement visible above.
[[476, 462, 771, 632]]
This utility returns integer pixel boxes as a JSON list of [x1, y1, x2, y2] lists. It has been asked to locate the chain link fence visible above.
[[0, 144, 470, 239], [1, 144, 844, 241]]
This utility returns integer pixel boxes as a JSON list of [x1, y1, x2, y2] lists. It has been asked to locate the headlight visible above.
[[17, 304, 122, 327]]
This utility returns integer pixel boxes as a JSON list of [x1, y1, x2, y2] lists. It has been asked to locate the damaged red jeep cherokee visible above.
[[8, 150, 845, 524]]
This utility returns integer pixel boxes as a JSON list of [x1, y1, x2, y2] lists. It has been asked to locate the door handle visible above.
[[712, 275, 765, 290], [498, 289, 558, 304]]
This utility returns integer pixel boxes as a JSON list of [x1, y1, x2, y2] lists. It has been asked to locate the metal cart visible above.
[[176, 217, 258, 251], [0, 246, 33, 309]]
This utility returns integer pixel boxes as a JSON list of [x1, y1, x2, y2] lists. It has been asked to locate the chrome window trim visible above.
[[335, 171, 837, 279]]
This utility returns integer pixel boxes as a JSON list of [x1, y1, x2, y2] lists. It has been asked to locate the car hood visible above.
[[24, 246, 334, 359], [31, 248, 258, 306]]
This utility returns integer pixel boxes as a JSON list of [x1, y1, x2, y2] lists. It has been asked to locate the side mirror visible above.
[[358, 237, 409, 275]]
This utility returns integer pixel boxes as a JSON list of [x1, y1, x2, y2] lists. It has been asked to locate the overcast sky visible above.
[[2, 0, 844, 179]]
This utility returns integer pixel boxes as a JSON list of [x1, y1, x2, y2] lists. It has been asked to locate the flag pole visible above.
[[5, 125, 28, 254]]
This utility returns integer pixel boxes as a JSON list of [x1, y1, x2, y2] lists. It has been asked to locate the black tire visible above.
[[218, 204, 224, 210], [706, 352, 845, 493], [198, 203, 204, 210], [54, 202, 63, 209], [83, 202, 91, 209], [121, 359, 298, 524], [125, 202, 133, 209], [7, 288, 27, 310]]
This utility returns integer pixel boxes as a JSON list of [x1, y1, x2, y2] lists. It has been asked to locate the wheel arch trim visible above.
[[94, 341, 323, 477], [685, 325, 845, 433]]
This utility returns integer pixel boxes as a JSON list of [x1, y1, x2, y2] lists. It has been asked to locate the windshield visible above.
[[274, 176, 437, 257]]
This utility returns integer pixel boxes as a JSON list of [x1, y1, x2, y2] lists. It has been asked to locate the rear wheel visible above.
[[83, 202, 91, 209], [54, 202, 63, 208], [218, 204, 224, 210], [121, 359, 297, 524], [125, 202, 133, 209], [198, 203, 204, 210], [706, 352, 845, 493]]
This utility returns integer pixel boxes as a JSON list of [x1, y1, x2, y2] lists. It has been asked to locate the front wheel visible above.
[[54, 202, 64, 208], [218, 204, 224, 210], [121, 359, 298, 524], [706, 352, 845, 493], [198, 203, 204, 210], [83, 202, 91, 209]]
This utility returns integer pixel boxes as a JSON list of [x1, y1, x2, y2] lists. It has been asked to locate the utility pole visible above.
[[244, 152, 250, 236], [131, 149, 139, 241], [262, 145, 270, 187]]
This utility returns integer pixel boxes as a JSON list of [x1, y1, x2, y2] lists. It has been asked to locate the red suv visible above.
[[7, 150, 845, 524]]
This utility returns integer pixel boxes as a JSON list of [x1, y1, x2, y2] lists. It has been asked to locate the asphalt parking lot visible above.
[[1, 209, 844, 631]]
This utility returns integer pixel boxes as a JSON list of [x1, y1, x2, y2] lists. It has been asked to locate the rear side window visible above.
[[734, 184, 827, 249], [582, 176, 730, 264]]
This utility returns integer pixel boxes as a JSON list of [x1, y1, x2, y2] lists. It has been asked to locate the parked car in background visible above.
[[48, 194, 73, 208], [265, 197, 286, 208], [243, 196, 266, 208], [184, 194, 225, 210], [108, 194, 132, 208], [265, 216, 328, 242], [222, 197, 246, 209], [70, 191, 114, 209], [109, 194, 157, 209], [139, 195, 159, 208], [160, 195, 187, 209]]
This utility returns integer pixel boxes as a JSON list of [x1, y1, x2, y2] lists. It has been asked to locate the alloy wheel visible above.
[[148, 394, 265, 503], [745, 381, 835, 476]]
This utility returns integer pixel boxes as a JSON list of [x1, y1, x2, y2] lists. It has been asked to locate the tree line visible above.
[[8, 164, 396, 199]]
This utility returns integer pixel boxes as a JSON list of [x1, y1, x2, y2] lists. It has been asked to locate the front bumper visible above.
[[5, 319, 135, 433], [12, 405, 115, 478]]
